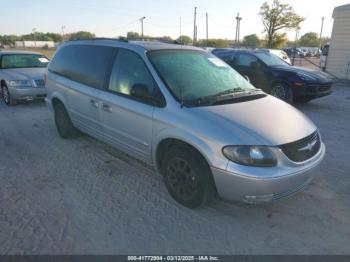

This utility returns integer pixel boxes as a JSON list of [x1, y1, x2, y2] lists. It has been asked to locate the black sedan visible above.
[[212, 49, 333, 103]]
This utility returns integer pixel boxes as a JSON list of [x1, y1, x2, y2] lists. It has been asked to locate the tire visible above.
[[54, 102, 79, 139], [161, 145, 215, 209], [270, 82, 293, 104], [1, 85, 17, 106]]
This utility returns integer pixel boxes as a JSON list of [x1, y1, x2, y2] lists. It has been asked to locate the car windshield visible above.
[[255, 52, 289, 66], [148, 50, 256, 102], [1, 54, 49, 69]]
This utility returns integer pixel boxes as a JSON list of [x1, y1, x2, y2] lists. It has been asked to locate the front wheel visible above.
[[161, 145, 214, 209], [270, 83, 293, 103], [1, 85, 16, 106]]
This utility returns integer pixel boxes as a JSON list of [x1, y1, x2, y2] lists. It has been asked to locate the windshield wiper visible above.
[[212, 87, 246, 97], [186, 88, 264, 107]]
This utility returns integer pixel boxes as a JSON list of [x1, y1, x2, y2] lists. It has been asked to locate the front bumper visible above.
[[294, 82, 332, 98], [211, 143, 325, 203], [10, 87, 47, 101]]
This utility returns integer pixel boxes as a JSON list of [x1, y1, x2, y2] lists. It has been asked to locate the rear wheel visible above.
[[54, 102, 79, 139], [270, 82, 293, 103], [161, 145, 214, 209], [1, 85, 16, 106]]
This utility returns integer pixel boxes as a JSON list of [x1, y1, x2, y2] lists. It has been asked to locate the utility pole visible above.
[[319, 17, 325, 48], [180, 17, 182, 44], [32, 28, 37, 48], [206, 12, 209, 41], [61, 25, 66, 42], [292, 27, 300, 66], [139, 16, 146, 40], [193, 7, 197, 45], [235, 13, 242, 45]]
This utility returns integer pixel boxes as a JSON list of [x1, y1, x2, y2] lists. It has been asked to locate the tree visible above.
[[271, 32, 288, 48], [197, 39, 229, 48], [0, 35, 21, 46], [176, 35, 192, 45], [45, 33, 63, 43], [242, 34, 261, 48], [299, 32, 319, 47], [68, 31, 95, 41], [127, 31, 140, 40], [259, 0, 304, 48]]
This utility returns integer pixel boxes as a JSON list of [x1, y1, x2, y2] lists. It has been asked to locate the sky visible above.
[[1, 0, 349, 40]]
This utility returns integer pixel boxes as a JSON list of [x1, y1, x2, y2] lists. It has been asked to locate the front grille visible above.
[[279, 131, 321, 162], [308, 83, 331, 92], [34, 79, 45, 88]]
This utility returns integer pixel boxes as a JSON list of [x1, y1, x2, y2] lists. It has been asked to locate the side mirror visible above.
[[131, 83, 150, 100], [244, 75, 250, 83]]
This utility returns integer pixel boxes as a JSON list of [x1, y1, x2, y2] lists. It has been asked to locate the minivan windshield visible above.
[[1, 54, 49, 69], [255, 52, 289, 67], [148, 50, 256, 103]]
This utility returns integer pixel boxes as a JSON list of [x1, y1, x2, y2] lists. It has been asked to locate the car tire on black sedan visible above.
[[270, 82, 293, 104]]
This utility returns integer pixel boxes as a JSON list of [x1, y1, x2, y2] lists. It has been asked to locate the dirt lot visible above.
[[0, 83, 349, 255]]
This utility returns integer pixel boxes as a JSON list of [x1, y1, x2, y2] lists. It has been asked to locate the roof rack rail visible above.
[[67, 37, 128, 43]]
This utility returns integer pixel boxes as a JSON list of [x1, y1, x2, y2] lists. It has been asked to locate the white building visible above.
[[327, 4, 350, 80], [14, 41, 55, 48]]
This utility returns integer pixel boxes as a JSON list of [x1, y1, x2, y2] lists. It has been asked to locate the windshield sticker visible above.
[[38, 57, 50, 63], [207, 58, 229, 68]]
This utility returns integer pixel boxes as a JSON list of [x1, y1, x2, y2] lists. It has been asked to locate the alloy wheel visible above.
[[166, 157, 198, 200], [270, 84, 287, 100]]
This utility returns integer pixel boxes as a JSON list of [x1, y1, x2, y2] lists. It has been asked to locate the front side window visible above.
[[148, 50, 255, 102], [255, 52, 289, 66], [108, 49, 155, 98], [1, 54, 49, 69]]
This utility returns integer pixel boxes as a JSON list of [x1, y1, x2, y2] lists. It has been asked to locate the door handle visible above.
[[90, 99, 99, 109], [102, 103, 112, 112]]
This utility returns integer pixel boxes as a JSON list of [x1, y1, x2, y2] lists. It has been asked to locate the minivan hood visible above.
[[2, 68, 46, 80], [192, 95, 316, 146]]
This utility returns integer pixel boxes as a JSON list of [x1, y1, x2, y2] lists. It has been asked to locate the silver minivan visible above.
[[46, 39, 325, 208]]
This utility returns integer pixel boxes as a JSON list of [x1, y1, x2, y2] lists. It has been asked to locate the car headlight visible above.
[[8, 80, 32, 87], [222, 146, 277, 167], [297, 72, 317, 81]]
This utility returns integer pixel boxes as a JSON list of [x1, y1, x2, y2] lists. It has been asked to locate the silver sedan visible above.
[[0, 51, 49, 105]]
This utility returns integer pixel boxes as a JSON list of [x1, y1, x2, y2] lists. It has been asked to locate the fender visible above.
[[152, 127, 228, 173]]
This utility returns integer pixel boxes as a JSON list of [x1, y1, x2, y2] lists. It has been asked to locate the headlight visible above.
[[297, 72, 317, 81], [8, 80, 32, 87], [222, 146, 277, 167]]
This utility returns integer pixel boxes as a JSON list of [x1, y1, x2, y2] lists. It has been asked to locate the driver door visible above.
[[98, 49, 156, 163], [233, 53, 267, 90]]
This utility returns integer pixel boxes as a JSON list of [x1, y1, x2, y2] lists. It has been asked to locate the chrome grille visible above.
[[279, 131, 321, 162]]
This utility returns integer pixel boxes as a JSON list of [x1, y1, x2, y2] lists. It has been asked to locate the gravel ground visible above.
[[0, 83, 349, 255]]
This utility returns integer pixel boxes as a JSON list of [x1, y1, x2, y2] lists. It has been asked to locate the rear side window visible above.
[[49, 45, 117, 89], [234, 54, 258, 67]]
